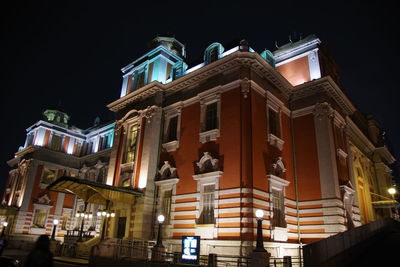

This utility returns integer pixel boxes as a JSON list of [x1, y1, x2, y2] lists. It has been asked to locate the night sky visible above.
[[1, 1, 399, 193]]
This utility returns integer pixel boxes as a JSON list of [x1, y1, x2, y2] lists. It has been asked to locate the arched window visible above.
[[260, 49, 276, 67], [204, 43, 224, 64]]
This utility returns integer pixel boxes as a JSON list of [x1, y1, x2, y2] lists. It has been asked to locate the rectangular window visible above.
[[123, 124, 139, 163], [271, 189, 286, 228], [166, 116, 178, 142], [33, 209, 48, 228], [41, 168, 56, 184], [205, 102, 218, 131], [161, 190, 172, 224], [198, 184, 215, 224], [268, 108, 281, 137], [50, 135, 62, 151], [135, 72, 145, 90]]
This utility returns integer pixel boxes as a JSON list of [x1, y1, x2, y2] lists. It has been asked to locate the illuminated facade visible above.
[[1, 35, 396, 258]]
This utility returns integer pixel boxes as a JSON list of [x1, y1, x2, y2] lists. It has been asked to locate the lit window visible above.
[[32, 209, 48, 228], [198, 184, 215, 224], [271, 189, 286, 228], [123, 124, 139, 163]]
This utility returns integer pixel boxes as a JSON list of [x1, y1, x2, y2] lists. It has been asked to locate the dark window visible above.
[[209, 47, 219, 62], [135, 72, 145, 90], [50, 135, 62, 151], [166, 116, 178, 142], [269, 109, 280, 137], [205, 102, 218, 131]]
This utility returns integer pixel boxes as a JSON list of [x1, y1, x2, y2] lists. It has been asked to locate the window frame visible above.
[[266, 93, 285, 151], [162, 104, 182, 152], [32, 203, 52, 229], [199, 94, 221, 143], [193, 171, 222, 225], [267, 174, 290, 229]]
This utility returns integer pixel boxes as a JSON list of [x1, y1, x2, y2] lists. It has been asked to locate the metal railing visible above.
[[91, 240, 302, 267]]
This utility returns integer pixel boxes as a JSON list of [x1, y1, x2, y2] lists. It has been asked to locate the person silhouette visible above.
[[24, 235, 53, 267]]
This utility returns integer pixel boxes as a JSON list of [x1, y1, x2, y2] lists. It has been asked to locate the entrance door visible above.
[[117, 217, 126, 239]]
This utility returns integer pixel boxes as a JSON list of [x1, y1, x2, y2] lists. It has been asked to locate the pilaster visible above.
[[313, 103, 340, 199]]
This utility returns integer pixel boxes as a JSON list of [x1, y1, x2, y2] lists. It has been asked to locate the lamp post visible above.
[[388, 187, 398, 220], [97, 209, 115, 240], [1, 222, 8, 238], [155, 214, 165, 249], [254, 209, 266, 252], [51, 219, 59, 240]]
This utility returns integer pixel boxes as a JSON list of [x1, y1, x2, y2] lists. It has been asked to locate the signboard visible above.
[[181, 236, 200, 264]]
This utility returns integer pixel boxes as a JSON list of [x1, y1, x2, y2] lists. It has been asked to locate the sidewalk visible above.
[[2, 248, 88, 266]]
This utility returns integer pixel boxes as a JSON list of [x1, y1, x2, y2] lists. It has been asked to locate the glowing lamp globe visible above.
[[255, 209, 264, 219], [388, 188, 396, 195], [157, 214, 165, 223], [3, 222, 8, 227], [53, 219, 59, 225]]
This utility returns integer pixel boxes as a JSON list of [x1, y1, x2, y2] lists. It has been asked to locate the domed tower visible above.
[[43, 109, 70, 128], [119, 36, 187, 98]]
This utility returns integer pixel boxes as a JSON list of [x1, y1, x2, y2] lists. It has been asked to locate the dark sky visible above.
[[1, 1, 399, 192]]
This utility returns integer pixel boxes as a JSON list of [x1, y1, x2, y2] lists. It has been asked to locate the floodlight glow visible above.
[[102, 211, 106, 216], [97, 212, 101, 216], [111, 212, 115, 217]]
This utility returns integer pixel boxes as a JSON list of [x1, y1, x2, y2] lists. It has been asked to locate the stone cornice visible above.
[[291, 76, 356, 115], [107, 51, 293, 113], [107, 82, 164, 112], [346, 117, 375, 156], [375, 147, 396, 164]]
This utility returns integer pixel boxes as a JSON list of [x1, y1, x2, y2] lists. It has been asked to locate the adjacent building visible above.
[[1, 35, 396, 258]]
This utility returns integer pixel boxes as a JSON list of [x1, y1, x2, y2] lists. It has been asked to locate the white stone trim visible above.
[[268, 134, 284, 151], [337, 148, 348, 160], [199, 129, 220, 143]]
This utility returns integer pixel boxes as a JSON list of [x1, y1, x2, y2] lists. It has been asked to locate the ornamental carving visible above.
[[37, 194, 51, 205], [158, 161, 177, 180], [196, 152, 219, 173], [240, 78, 250, 98], [313, 102, 334, 121], [271, 157, 286, 177]]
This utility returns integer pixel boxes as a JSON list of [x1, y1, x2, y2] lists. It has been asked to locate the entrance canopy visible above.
[[372, 200, 400, 209], [47, 176, 143, 206]]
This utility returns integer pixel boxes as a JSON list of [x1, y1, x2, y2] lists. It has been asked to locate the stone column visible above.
[[132, 107, 163, 240]]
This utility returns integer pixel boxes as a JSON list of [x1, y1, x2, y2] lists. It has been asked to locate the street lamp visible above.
[[1, 222, 8, 237], [97, 209, 115, 240], [51, 219, 59, 240], [388, 187, 398, 220], [254, 209, 266, 252], [155, 214, 165, 249], [388, 187, 396, 196]]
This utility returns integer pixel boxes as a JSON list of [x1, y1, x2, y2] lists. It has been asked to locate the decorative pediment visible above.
[[196, 152, 219, 173], [271, 157, 286, 177], [37, 194, 51, 205], [158, 161, 177, 179]]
